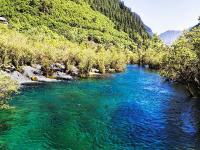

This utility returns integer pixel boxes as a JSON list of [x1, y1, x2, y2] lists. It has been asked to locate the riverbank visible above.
[[1, 63, 110, 85]]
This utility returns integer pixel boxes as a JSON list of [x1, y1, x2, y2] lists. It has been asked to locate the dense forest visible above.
[[86, 0, 150, 46]]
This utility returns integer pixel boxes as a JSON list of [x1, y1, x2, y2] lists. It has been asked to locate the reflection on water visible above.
[[0, 65, 200, 150]]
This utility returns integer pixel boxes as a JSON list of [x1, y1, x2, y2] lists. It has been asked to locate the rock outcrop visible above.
[[2, 64, 73, 84]]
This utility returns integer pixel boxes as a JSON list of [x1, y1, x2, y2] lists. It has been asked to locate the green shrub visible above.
[[0, 72, 19, 109]]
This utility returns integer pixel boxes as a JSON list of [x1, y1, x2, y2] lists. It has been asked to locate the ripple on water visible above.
[[1, 65, 200, 150]]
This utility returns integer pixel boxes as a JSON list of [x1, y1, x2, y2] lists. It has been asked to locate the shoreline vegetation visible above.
[[0, 71, 19, 109], [0, 0, 199, 108]]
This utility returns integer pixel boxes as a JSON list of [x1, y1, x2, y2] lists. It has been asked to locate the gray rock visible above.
[[0, 17, 8, 24], [91, 68, 99, 73], [32, 64, 42, 70], [51, 63, 65, 72], [8, 71, 33, 84], [4, 64, 74, 84], [71, 66, 79, 75], [23, 66, 42, 78], [89, 72, 101, 76], [23, 66, 58, 82], [1, 64, 15, 73], [53, 72, 73, 80], [36, 76, 57, 82]]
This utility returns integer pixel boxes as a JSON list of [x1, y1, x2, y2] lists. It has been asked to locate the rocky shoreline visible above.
[[1, 63, 103, 85]]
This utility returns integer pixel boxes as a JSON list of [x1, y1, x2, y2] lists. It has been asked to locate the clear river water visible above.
[[1, 65, 200, 150]]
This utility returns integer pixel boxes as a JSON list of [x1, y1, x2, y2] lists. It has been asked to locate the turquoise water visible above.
[[1, 65, 200, 149]]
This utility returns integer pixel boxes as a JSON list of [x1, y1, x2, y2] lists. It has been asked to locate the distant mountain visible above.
[[159, 30, 182, 45]]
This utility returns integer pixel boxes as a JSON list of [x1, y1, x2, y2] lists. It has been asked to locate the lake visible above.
[[1, 65, 200, 149]]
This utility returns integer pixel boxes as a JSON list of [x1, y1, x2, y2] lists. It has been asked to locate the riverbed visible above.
[[0, 65, 200, 149]]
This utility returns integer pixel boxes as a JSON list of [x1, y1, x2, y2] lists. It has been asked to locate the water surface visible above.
[[1, 65, 200, 149]]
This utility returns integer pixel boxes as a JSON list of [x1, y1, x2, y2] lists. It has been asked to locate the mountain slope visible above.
[[0, 0, 135, 48], [86, 0, 150, 46], [159, 30, 182, 45]]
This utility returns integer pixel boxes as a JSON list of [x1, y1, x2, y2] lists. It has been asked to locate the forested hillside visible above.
[[0, 0, 139, 48], [87, 0, 150, 47]]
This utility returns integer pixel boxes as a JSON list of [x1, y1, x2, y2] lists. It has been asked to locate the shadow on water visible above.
[[164, 97, 200, 149], [1, 65, 200, 150]]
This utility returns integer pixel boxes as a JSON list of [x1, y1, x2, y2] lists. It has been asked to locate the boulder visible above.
[[53, 72, 73, 80], [108, 69, 115, 73], [88, 72, 101, 77], [23, 66, 58, 82], [23, 66, 42, 78], [51, 63, 65, 72], [31, 76, 38, 81], [71, 66, 79, 76], [32, 64, 42, 70], [1, 64, 15, 73], [8, 71, 33, 84], [35, 76, 57, 82], [91, 68, 100, 73]]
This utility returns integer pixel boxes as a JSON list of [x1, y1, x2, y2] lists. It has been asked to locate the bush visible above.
[[161, 35, 198, 81], [0, 72, 19, 109]]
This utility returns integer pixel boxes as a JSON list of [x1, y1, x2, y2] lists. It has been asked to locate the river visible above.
[[0, 65, 200, 149]]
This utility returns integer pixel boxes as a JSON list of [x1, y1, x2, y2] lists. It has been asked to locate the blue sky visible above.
[[123, 0, 200, 34]]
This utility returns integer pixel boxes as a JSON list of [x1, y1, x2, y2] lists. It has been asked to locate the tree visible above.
[[161, 26, 200, 96], [143, 34, 167, 69]]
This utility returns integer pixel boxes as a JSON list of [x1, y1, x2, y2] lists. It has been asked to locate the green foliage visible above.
[[86, 0, 150, 46], [161, 35, 198, 81], [143, 34, 167, 69], [161, 25, 200, 96], [0, 72, 19, 109], [0, 0, 135, 48], [0, 25, 134, 76]]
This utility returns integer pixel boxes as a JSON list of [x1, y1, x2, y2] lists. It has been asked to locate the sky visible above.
[[123, 0, 200, 34]]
